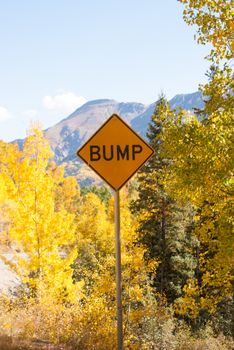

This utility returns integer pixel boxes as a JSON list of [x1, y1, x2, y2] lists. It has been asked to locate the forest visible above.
[[0, 0, 233, 349]]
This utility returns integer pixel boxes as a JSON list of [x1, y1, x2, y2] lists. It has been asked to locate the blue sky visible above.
[[0, 0, 210, 141]]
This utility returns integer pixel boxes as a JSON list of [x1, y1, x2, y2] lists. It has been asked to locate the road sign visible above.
[[77, 114, 154, 190], [77, 114, 154, 350]]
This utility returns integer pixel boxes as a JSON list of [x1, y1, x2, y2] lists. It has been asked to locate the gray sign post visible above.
[[114, 190, 123, 350], [76, 114, 154, 350]]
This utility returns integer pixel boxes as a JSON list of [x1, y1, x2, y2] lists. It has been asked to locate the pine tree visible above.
[[131, 96, 197, 303]]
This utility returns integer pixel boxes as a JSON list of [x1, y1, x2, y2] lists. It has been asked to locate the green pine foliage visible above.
[[131, 96, 197, 303], [80, 185, 111, 206]]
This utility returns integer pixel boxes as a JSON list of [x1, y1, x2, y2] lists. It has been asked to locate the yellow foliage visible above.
[[0, 127, 79, 303]]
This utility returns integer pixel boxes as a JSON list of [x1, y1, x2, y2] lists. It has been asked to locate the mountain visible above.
[[132, 91, 204, 136], [45, 99, 147, 164], [14, 91, 203, 186], [169, 91, 204, 110], [131, 103, 155, 137]]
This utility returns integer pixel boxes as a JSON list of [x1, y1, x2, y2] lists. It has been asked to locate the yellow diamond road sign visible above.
[[77, 114, 154, 191]]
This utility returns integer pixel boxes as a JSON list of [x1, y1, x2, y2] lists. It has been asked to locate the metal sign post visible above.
[[114, 190, 123, 350], [76, 114, 154, 350]]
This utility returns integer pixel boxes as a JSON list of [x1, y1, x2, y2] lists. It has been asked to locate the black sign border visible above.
[[76, 114, 155, 191]]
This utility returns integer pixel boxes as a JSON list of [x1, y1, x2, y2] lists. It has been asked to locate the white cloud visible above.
[[42, 92, 87, 115], [0, 106, 12, 122]]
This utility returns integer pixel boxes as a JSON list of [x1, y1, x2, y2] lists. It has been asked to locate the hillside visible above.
[[14, 91, 203, 186], [45, 99, 147, 164]]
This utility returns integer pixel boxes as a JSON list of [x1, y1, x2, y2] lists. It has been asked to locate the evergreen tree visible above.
[[131, 96, 197, 303]]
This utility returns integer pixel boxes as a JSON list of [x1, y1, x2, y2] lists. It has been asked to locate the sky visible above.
[[0, 0, 210, 141]]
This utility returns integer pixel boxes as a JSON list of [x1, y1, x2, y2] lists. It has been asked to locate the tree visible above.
[[162, 1, 234, 330], [131, 96, 197, 303], [80, 185, 111, 206], [49, 161, 81, 213], [0, 141, 20, 248], [178, 0, 233, 62], [77, 191, 158, 349], [0, 127, 80, 302], [162, 96, 233, 325], [72, 191, 113, 287]]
